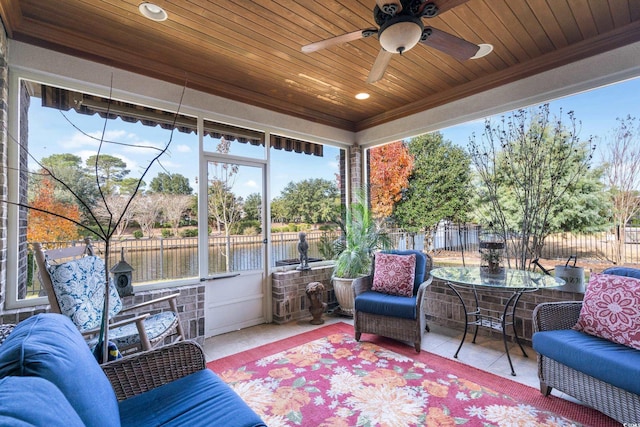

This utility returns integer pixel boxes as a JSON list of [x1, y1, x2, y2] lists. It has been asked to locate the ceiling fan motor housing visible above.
[[378, 14, 425, 54]]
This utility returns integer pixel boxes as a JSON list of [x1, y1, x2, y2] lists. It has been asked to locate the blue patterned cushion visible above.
[[47, 255, 123, 332], [87, 311, 178, 350]]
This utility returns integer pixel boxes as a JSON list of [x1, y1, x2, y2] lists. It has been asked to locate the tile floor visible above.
[[202, 312, 579, 403]]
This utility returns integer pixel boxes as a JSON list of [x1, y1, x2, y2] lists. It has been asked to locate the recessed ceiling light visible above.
[[355, 92, 370, 100], [471, 43, 493, 59], [139, 2, 168, 22]]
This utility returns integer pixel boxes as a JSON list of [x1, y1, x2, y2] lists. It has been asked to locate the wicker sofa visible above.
[[0, 313, 266, 427], [532, 269, 640, 424]]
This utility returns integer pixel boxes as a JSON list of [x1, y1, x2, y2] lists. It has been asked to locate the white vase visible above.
[[332, 277, 355, 317]]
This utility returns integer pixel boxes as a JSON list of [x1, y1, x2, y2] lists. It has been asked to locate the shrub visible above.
[[180, 228, 198, 238], [161, 229, 174, 238], [133, 230, 143, 239]]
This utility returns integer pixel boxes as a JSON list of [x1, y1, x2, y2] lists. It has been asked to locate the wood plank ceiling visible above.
[[0, 0, 639, 132]]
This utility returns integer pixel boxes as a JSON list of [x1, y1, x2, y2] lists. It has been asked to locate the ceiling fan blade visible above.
[[375, 0, 403, 15], [425, 0, 471, 15], [367, 49, 394, 84], [420, 27, 480, 60], [302, 29, 373, 53]]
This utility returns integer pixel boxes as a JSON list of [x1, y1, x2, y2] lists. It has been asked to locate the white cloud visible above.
[[175, 144, 191, 153]]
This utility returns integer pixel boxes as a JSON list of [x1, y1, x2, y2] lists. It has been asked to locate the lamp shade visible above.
[[379, 18, 424, 54]]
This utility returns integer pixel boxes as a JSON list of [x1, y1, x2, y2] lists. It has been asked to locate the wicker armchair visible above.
[[533, 301, 640, 423], [353, 250, 433, 352], [34, 238, 185, 356], [102, 340, 205, 401]]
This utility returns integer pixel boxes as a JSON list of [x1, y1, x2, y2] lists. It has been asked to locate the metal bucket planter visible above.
[[555, 255, 585, 292]]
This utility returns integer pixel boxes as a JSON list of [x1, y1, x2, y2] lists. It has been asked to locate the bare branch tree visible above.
[[132, 193, 164, 238], [469, 105, 593, 269], [601, 115, 640, 264], [161, 194, 194, 236], [94, 195, 138, 238]]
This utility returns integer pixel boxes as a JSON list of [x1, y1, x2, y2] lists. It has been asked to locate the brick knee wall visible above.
[[0, 284, 206, 345], [272, 265, 336, 324], [425, 279, 584, 346]]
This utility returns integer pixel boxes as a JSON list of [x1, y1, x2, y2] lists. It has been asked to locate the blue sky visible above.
[[27, 76, 639, 200], [440, 76, 640, 164]]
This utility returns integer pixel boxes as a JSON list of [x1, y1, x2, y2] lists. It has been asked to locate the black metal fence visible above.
[[25, 230, 341, 297], [25, 225, 639, 298]]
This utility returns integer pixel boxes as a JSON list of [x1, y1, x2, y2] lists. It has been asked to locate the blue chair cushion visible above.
[[86, 311, 178, 350], [47, 255, 123, 332], [0, 376, 85, 426], [380, 250, 427, 295], [0, 313, 120, 427], [533, 329, 640, 395], [354, 291, 417, 320], [602, 266, 640, 279], [119, 369, 266, 427]]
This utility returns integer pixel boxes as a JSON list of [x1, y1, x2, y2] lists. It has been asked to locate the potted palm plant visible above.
[[332, 190, 391, 316]]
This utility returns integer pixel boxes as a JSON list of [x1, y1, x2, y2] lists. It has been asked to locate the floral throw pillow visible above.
[[47, 256, 123, 332], [573, 272, 640, 350], [372, 253, 416, 297]]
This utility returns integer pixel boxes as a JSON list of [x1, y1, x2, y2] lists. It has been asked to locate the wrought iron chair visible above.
[[33, 238, 185, 356], [353, 249, 433, 352]]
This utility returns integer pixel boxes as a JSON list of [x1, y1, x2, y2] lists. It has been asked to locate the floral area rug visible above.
[[207, 322, 616, 427]]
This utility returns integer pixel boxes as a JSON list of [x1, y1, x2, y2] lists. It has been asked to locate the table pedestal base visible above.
[[446, 282, 534, 376]]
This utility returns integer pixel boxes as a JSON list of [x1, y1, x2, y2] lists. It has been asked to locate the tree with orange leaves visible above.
[[27, 178, 80, 243], [369, 141, 413, 219]]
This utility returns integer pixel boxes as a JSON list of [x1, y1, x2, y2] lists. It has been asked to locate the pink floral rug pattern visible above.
[[211, 327, 614, 427]]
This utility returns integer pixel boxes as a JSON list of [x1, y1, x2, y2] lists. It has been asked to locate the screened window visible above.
[[16, 80, 199, 300]]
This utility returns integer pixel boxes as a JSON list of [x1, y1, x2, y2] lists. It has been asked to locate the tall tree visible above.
[[86, 154, 129, 195], [279, 178, 340, 224], [270, 197, 287, 224], [208, 178, 243, 234], [601, 115, 640, 264], [393, 132, 471, 238], [469, 105, 596, 269], [119, 177, 146, 195], [369, 141, 413, 219], [244, 193, 262, 221], [149, 172, 193, 194], [27, 179, 80, 242], [30, 153, 99, 221]]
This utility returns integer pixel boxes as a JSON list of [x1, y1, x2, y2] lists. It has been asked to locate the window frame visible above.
[[4, 70, 349, 310]]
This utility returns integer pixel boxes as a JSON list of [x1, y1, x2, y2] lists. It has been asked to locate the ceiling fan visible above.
[[302, 0, 490, 84]]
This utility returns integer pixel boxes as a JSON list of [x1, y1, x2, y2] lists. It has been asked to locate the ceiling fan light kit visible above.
[[301, 0, 488, 83], [379, 15, 424, 54]]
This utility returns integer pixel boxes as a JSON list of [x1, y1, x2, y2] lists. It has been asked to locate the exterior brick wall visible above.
[[272, 265, 336, 324], [0, 19, 8, 308], [425, 279, 584, 346], [349, 145, 362, 200]]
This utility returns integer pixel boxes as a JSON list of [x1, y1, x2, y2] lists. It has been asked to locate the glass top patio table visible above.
[[430, 266, 565, 289], [430, 266, 564, 376]]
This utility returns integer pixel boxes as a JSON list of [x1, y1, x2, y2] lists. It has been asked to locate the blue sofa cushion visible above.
[[0, 313, 120, 427], [602, 266, 640, 279], [119, 369, 266, 427], [0, 376, 85, 426], [533, 329, 640, 395], [380, 250, 427, 295], [355, 291, 417, 320]]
